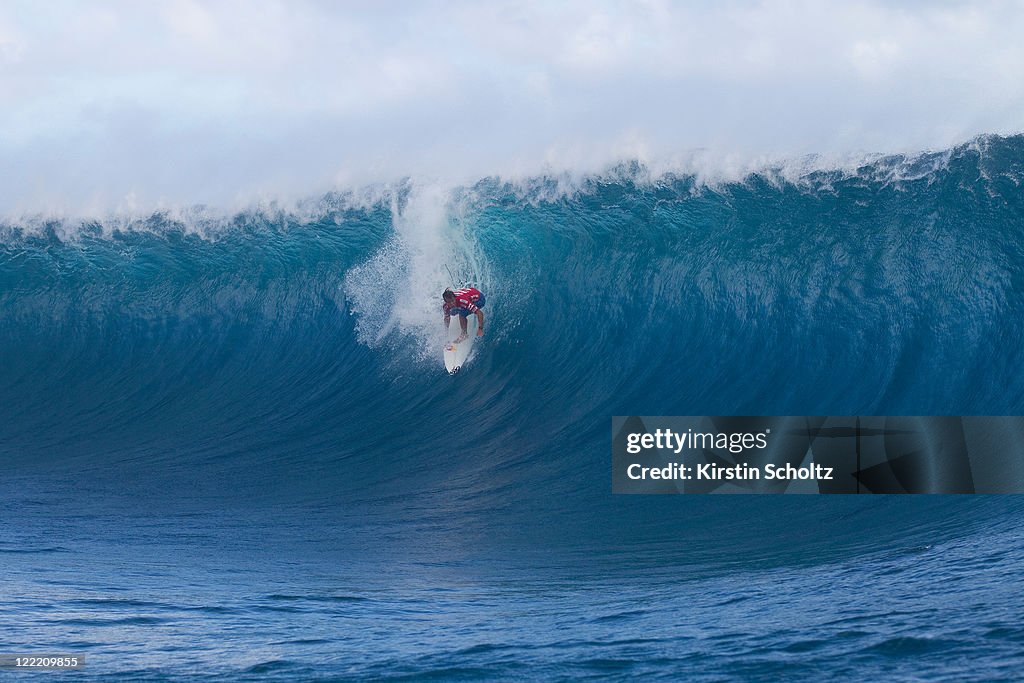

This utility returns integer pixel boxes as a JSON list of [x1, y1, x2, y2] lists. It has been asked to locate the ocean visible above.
[[3, 135, 1024, 680]]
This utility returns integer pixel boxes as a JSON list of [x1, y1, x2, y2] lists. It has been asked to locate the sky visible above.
[[1, 0, 1023, 213]]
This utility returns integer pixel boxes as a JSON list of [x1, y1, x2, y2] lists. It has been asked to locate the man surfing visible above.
[[443, 287, 485, 343]]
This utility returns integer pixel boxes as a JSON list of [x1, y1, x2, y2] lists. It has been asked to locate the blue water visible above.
[[3, 135, 1024, 680]]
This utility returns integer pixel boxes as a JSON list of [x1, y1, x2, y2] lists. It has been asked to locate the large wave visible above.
[[4, 135, 1024, 569]]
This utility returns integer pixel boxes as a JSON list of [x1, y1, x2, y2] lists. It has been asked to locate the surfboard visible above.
[[444, 315, 478, 374]]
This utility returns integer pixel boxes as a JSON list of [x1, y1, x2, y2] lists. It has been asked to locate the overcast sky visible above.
[[2, 0, 1023, 212]]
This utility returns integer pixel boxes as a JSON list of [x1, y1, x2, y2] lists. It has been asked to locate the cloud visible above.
[[1, 0, 1023, 213]]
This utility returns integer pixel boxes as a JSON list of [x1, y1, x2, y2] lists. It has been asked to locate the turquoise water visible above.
[[2, 135, 1024, 679]]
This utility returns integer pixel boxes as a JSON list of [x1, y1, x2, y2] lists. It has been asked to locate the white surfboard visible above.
[[444, 315, 478, 374]]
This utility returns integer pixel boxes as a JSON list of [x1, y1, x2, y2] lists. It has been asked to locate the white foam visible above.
[[343, 182, 492, 357]]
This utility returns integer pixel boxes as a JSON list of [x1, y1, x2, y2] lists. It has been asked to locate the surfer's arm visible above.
[[475, 309, 485, 337], [444, 312, 451, 329]]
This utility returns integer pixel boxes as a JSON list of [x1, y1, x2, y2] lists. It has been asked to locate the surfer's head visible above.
[[442, 288, 455, 303]]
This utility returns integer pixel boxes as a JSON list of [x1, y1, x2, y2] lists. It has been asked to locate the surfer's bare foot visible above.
[[455, 333, 467, 343]]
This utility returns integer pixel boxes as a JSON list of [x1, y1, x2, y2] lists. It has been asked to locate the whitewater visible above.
[[4, 135, 1024, 680]]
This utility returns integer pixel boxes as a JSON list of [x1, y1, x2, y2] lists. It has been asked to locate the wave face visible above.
[[5, 135, 1024, 680], [4, 136, 1024, 544]]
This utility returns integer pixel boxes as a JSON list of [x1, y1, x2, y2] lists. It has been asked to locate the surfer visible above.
[[443, 287, 485, 343]]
